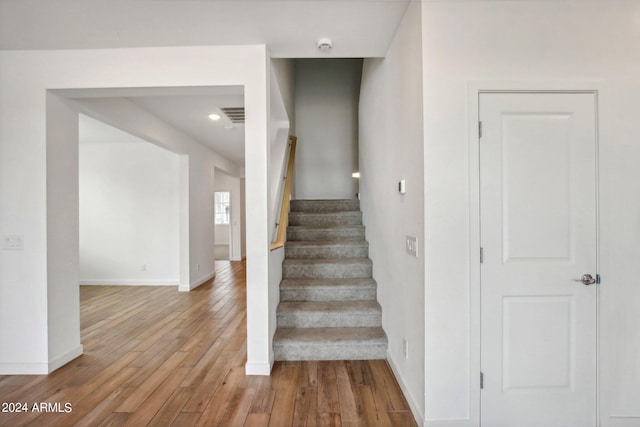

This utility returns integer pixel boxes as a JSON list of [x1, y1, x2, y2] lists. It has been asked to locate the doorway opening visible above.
[[52, 85, 248, 372], [214, 168, 244, 262], [214, 190, 231, 260]]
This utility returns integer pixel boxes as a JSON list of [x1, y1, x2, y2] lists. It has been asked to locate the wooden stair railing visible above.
[[270, 135, 297, 251]]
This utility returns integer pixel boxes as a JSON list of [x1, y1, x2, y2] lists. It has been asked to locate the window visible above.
[[214, 191, 230, 224]]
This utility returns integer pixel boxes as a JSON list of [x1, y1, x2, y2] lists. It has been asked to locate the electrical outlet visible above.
[[141, 264, 147, 271], [406, 236, 417, 257], [403, 338, 409, 359], [197, 264, 200, 272]]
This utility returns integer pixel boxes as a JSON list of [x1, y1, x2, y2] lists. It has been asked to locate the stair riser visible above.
[[283, 263, 372, 279], [288, 212, 362, 227], [285, 245, 368, 259], [290, 200, 360, 213], [287, 228, 365, 241], [280, 287, 376, 302], [277, 312, 381, 328], [274, 343, 386, 361]]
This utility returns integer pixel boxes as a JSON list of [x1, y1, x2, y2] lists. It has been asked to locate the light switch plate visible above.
[[406, 235, 417, 257], [399, 179, 406, 194], [3, 235, 24, 250]]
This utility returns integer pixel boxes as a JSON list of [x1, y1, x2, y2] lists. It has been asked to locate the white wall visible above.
[[294, 59, 361, 200], [359, 2, 425, 424], [79, 134, 180, 285], [266, 59, 291, 366], [214, 168, 243, 261], [240, 178, 247, 260], [0, 45, 271, 375], [268, 244, 284, 366], [215, 224, 230, 246], [270, 59, 295, 134], [421, 1, 640, 425], [46, 93, 83, 372], [268, 66, 292, 243]]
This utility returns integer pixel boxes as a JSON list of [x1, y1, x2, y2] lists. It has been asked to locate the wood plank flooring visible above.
[[0, 261, 417, 427]]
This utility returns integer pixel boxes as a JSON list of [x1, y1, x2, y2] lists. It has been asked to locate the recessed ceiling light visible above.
[[208, 113, 221, 121]]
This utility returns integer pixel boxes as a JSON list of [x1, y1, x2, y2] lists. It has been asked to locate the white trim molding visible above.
[[48, 345, 84, 373], [387, 352, 425, 427], [179, 271, 216, 292], [81, 280, 180, 286], [245, 360, 273, 376]]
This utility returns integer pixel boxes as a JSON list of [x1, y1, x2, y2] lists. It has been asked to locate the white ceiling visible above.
[[78, 87, 246, 166], [80, 114, 146, 144], [0, 0, 410, 57], [129, 91, 246, 165], [6, 1, 410, 167]]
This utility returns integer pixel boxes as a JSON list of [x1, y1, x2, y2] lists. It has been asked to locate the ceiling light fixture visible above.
[[208, 113, 221, 121], [317, 38, 333, 53]]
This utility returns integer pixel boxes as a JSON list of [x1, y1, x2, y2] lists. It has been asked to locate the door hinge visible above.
[[479, 121, 483, 139], [480, 372, 484, 389], [480, 247, 484, 264], [596, 274, 601, 284]]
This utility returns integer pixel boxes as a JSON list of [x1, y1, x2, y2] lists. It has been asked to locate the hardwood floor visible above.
[[0, 261, 417, 427]]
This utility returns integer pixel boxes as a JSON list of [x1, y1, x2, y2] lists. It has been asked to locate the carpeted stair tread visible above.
[[282, 258, 373, 279], [283, 257, 372, 266], [290, 199, 360, 212], [277, 301, 382, 328], [278, 300, 381, 314], [280, 277, 377, 301], [273, 327, 387, 360], [285, 240, 368, 248], [274, 327, 386, 344], [288, 211, 362, 226], [285, 240, 369, 259], [287, 225, 366, 241]]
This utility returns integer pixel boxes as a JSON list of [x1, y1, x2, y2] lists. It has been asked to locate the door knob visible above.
[[574, 274, 596, 285]]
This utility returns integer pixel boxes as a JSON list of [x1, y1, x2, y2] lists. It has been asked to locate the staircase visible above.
[[273, 199, 388, 360]]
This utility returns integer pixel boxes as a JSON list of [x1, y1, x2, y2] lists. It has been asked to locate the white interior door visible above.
[[480, 92, 598, 427]]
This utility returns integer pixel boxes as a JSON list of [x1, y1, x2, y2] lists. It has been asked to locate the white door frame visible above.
[[467, 82, 601, 426]]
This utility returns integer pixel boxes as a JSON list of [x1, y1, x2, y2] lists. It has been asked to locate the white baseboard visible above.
[[387, 352, 425, 427], [245, 360, 273, 376], [80, 280, 179, 286], [179, 271, 215, 292], [48, 345, 84, 373], [0, 345, 83, 375], [0, 362, 49, 375], [422, 419, 476, 427]]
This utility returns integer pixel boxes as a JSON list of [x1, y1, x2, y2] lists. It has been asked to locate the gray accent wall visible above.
[[294, 59, 362, 200]]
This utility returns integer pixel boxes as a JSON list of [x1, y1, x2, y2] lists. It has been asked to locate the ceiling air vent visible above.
[[220, 107, 245, 124]]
